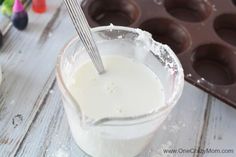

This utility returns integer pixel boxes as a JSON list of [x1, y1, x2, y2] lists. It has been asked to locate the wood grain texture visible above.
[[15, 85, 84, 157], [0, 0, 76, 156], [14, 82, 209, 157], [0, 14, 11, 35], [201, 97, 236, 157]]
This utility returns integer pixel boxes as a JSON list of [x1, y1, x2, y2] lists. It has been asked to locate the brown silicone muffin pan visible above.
[[81, 0, 236, 108]]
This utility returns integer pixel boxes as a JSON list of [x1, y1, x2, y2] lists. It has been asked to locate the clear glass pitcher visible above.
[[56, 25, 184, 157]]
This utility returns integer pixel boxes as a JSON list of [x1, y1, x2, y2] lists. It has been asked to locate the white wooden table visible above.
[[0, 1, 235, 157]]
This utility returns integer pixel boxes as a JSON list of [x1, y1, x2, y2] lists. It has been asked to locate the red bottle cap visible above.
[[32, 0, 47, 13]]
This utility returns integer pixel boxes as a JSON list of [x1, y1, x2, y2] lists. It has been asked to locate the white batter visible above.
[[64, 55, 167, 157], [68, 56, 165, 120]]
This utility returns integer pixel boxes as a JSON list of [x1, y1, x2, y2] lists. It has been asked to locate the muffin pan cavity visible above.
[[233, 0, 236, 6], [88, 0, 139, 26], [192, 44, 236, 85], [164, 0, 212, 22], [140, 18, 190, 54], [214, 14, 236, 47]]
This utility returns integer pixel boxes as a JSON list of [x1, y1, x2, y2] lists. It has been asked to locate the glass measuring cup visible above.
[[56, 25, 184, 157]]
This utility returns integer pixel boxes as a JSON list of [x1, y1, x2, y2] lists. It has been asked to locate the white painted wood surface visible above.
[[201, 97, 236, 157], [0, 0, 235, 157], [0, 13, 10, 35], [0, 0, 74, 156]]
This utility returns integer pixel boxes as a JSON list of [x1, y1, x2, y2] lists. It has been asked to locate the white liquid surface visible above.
[[68, 56, 165, 120], [65, 55, 166, 157]]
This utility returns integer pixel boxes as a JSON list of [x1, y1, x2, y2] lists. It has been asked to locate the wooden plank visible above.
[[15, 85, 84, 157], [0, 1, 76, 156], [14, 85, 65, 157], [201, 97, 236, 157], [14, 82, 208, 157], [139, 82, 208, 157], [0, 14, 11, 35]]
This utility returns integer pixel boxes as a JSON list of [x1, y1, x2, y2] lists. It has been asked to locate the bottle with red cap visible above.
[[32, 0, 46, 13]]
